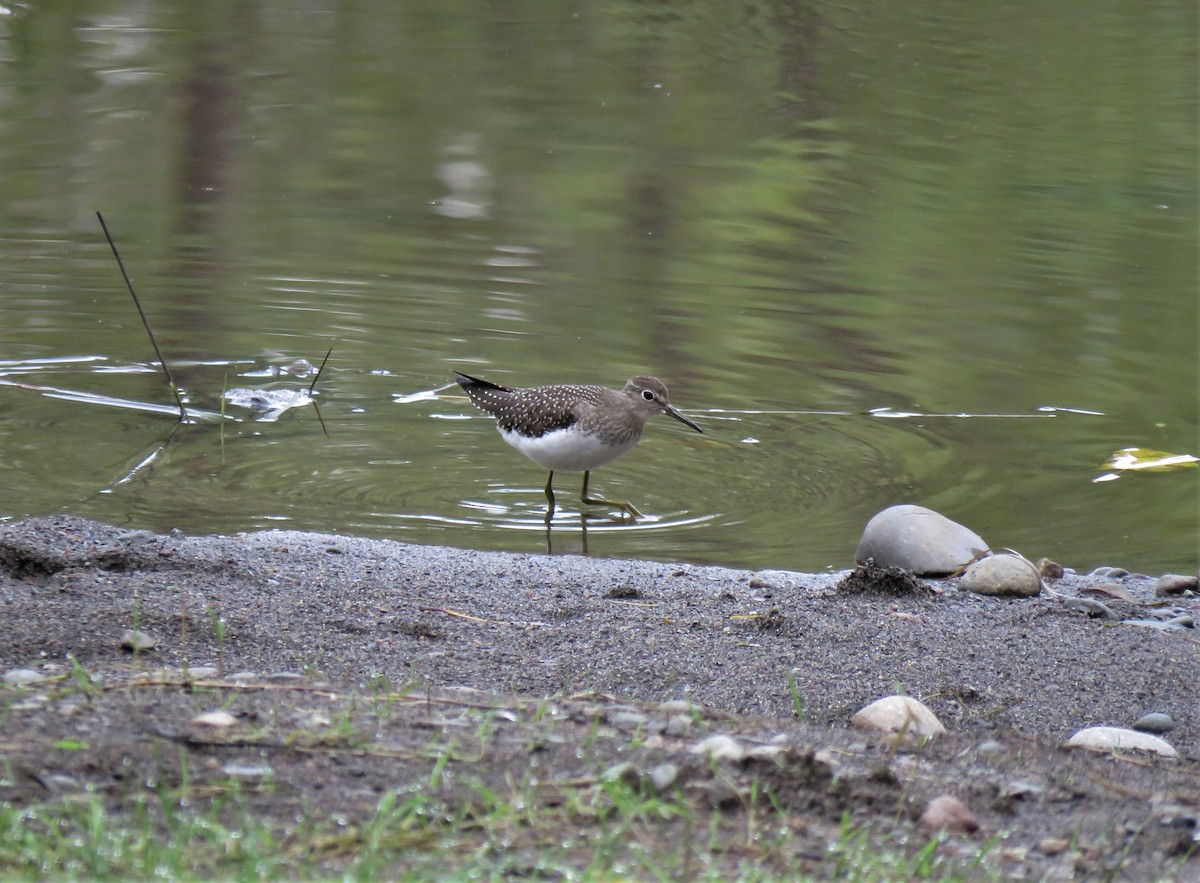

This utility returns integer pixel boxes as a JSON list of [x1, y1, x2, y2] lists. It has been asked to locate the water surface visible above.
[[1, 1, 1195, 573]]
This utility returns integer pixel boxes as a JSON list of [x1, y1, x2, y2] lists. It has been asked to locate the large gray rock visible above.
[[854, 505, 987, 576]]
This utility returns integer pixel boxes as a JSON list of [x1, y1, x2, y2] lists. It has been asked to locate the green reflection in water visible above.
[[0, 0, 1194, 573]]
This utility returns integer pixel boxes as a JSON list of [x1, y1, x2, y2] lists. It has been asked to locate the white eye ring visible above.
[[641, 389, 655, 401]]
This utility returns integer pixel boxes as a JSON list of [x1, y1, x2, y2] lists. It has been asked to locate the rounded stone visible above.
[[689, 734, 745, 762], [120, 629, 156, 652], [665, 714, 693, 736], [192, 710, 237, 728], [649, 762, 679, 792], [920, 794, 979, 833], [601, 762, 641, 786], [608, 711, 649, 731], [960, 555, 1041, 597], [1156, 574, 1198, 596], [1065, 726, 1178, 758], [1133, 712, 1175, 734], [3, 668, 45, 685], [657, 699, 695, 715], [854, 505, 987, 576], [1037, 558, 1065, 579], [851, 695, 946, 739]]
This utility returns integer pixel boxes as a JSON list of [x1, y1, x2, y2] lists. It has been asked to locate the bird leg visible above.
[[543, 471, 557, 524], [580, 471, 642, 520]]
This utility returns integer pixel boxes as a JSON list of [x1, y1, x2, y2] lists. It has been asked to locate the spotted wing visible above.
[[455, 372, 603, 438]]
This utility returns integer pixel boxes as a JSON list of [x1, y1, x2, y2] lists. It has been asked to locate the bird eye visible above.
[[641, 389, 655, 401]]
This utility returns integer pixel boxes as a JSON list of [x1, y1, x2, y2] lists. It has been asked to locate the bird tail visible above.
[[454, 371, 511, 393]]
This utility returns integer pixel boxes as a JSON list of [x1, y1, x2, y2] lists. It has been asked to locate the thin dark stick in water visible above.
[[308, 346, 333, 396], [95, 211, 187, 422], [308, 347, 333, 438]]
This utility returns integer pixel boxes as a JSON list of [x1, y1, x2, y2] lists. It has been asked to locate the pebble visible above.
[[1001, 779, 1044, 800], [1133, 712, 1175, 734], [746, 743, 787, 762], [608, 711, 649, 731], [1156, 574, 1198, 596], [959, 555, 1041, 597], [657, 699, 695, 715], [648, 762, 679, 792], [115, 530, 156, 546], [665, 714, 693, 737], [1065, 726, 1178, 758], [853, 505, 987, 576], [294, 712, 331, 728], [120, 629, 156, 652], [1081, 581, 1137, 603], [601, 762, 641, 786], [3, 668, 46, 685], [1040, 838, 1070, 856], [1087, 566, 1129, 579], [1122, 616, 1193, 631], [222, 763, 272, 779], [689, 734, 745, 762], [705, 778, 742, 807], [851, 695, 946, 740], [920, 795, 979, 833], [192, 710, 237, 728], [1062, 597, 1121, 620], [1037, 558, 1065, 579]]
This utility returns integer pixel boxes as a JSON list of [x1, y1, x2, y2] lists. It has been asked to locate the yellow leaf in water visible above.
[[1105, 447, 1199, 472]]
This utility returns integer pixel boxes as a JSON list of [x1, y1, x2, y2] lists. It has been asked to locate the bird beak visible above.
[[664, 404, 703, 433]]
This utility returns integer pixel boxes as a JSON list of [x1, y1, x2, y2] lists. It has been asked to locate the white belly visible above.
[[500, 426, 637, 472]]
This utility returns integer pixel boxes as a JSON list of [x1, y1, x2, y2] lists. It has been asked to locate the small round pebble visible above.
[[851, 695, 946, 739], [1040, 838, 1069, 856], [1037, 558, 1064, 580], [1133, 712, 1175, 734], [120, 629, 156, 652], [3, 668, 45, 685], [649, 762, 679, 792], [657, 699, 695, 715], [689, 734, 745, 762], [222, 763, 272, 779], [192, 710, 237, 728], [665, 714, 693, 736], [601, 762, 641, 786], [608, 711, 649, 731], [920, 795, 979, 833]]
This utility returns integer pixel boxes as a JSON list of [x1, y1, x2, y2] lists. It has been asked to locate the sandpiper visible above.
[[454, 371, 702, 522]]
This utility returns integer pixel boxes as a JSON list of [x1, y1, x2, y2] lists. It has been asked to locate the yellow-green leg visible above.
[[543, 471, 557, 524], [580, 471, 642, 520]]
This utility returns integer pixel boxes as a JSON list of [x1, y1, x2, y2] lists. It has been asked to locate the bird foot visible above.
[[582, 496, 642, 521]]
